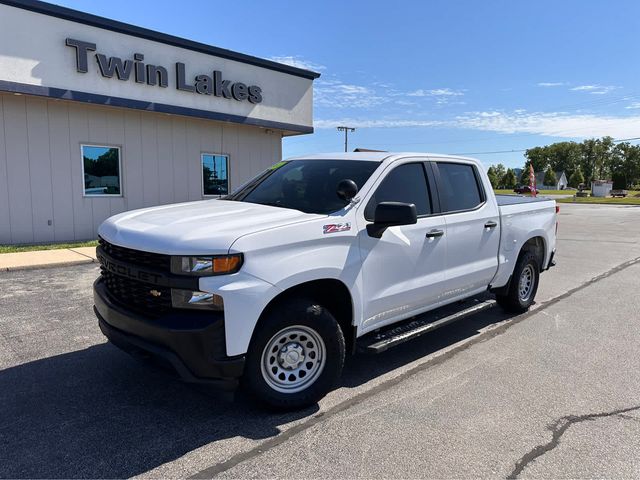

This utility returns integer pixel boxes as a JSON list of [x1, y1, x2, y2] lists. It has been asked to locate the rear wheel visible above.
[[496, 251, 540, 313], [244, 298, 345, 409]]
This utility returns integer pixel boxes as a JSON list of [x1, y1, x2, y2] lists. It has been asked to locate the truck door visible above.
[[359, 161, 447, 331], [432, 161, 500, 299]]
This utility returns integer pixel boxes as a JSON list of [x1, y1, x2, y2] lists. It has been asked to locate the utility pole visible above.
[[337, 126, 356, 152]]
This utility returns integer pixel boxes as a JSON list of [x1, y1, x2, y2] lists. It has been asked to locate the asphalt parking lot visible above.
[[1, 203, 639, 478]]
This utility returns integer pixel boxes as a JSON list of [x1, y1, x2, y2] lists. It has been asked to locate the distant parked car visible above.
[[514, 185, 534, 194]]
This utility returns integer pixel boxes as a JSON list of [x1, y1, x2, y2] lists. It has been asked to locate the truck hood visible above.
[[98, 199, 320, 255]]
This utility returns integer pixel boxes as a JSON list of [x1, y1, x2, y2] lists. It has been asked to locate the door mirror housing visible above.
[[367, 201, 417, 238], [336, 179, 359, 201]]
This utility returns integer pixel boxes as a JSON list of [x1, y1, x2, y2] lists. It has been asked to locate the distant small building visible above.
[[534, 171, 568, 190], [591, 180, 613, 197]]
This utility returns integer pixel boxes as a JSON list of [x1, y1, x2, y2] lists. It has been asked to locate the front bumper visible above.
[[93, 278, 245, 390]]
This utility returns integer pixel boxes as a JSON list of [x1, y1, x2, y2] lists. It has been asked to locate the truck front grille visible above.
[[98, 237, 173, 317], [98, 237, 170, 271], [101, 270, 172, 317]]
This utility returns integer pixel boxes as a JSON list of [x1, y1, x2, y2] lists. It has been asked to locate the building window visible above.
[[82, 145, 122, 196], [202, 153, 229, 196]]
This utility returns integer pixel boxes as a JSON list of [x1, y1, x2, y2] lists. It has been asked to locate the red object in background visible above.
[[529, 164, 537, 197]]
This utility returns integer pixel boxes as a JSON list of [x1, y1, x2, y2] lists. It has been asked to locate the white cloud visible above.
[[268, 55, 325, 71], [407, 88, 464, 97], [570, 84, 618, 95], [315, 110, 640, 139], [537, 82, 566, 87], [314, 118, 444, 129], [626, 102, 640, 110], [394, 100, 419, 106], [456, 110, 640, 138], [314, 80, 385, 109]]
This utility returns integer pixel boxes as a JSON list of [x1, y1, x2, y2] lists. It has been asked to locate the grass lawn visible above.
[[556, 196, 640, 205], [0, 239, 98, 254]]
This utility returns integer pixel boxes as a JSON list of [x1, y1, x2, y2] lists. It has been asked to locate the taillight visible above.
[[555, 204, 559, 234], [556, 205, 560, 214]]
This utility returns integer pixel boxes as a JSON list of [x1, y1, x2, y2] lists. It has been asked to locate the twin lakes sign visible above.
[[65, 38, 263, 104]]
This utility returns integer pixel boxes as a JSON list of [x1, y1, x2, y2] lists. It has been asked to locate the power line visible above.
[[613, 136, 640, 142]]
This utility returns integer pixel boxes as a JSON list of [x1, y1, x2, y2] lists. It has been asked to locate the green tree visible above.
[[580, 138, 598, 185], [545, 142, 580, 180], [493, 163, 506, 183], [569, 166, 584, 188], [487, 166, 499, 189], [543, 166, 557, 187], [520, 160, 533, 185], [524, 147, 549, 172], [502, 169, 517, 189], [627, 144, 640, 188], [611, 143, 640, 189], [595, 136, 614, 180], [519, 136, 640, 190]]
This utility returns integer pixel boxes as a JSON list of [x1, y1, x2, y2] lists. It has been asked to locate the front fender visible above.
[[198, 268, 364, 356], [198, 273, 281, 357]]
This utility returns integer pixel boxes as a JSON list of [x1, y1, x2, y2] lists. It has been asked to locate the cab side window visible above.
[[436, 162, 484, 213], [364, 163, 431, 221]]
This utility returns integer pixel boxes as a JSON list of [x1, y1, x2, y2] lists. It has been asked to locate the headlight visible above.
[[171, 289, 224, 311], [170, 254, 243, 276]]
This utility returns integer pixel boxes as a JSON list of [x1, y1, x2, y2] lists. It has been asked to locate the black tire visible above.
[[243, 298, 345, 410], [496, 251, 540, 313]]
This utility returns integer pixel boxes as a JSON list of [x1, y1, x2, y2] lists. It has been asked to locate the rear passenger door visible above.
[[432, 161, 500, 299], [359, 161, 448, 331]]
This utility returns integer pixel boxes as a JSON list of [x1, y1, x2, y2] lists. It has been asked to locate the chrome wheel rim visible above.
[[260, 325, 326, 394], [518, 264, 535, 301]]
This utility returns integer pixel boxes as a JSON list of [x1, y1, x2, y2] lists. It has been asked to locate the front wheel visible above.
[[243, 298, 345, 409], [496, 251, 540, 313]]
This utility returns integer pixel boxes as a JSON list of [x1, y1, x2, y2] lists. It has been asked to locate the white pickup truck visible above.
[[94, 152, 557, 408]]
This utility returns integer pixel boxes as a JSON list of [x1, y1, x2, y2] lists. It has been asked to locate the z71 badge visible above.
[[323, 223, 351, 234]]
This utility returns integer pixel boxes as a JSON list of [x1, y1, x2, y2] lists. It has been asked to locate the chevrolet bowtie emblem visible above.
[[149, 289, 162, 297]]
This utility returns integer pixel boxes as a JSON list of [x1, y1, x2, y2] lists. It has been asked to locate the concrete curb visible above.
[[0, 247, 98, 272]]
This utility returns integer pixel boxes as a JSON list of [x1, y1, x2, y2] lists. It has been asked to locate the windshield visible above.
[[225, 160, 380, 214]]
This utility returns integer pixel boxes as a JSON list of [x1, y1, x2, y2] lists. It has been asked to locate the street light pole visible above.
[[337, 126, 356, 152]]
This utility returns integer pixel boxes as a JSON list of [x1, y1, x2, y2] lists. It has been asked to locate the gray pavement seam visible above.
[[507, 405, 640, 479], [189, 255, 640, 479]]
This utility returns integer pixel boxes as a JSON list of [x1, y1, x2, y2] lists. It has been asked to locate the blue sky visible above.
[[53, 0, 640, 169]]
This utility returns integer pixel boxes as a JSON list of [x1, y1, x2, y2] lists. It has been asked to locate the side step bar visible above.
[[358, 297, 497, 354]]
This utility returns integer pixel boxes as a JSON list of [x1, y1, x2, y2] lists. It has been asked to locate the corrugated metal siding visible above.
[[0, 92, 282, 245], [0, 95, 12, 244]]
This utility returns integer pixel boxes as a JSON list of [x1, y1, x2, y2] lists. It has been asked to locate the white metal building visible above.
[[0, 0, 319, 245], [591, 180, 613, 197]]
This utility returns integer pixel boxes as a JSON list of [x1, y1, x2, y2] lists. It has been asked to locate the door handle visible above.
[[484, 221, 498, 229], [426, 229, 444, 238]]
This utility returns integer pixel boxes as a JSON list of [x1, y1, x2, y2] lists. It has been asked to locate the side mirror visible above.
[[336, 179, 358, 201], [366, 201, 417, 238]]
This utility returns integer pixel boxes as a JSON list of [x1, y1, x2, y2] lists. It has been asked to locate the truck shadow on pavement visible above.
[[0, 343, 316, 478], [340, 304, 515, 388], [0, 303, 514, 478]]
